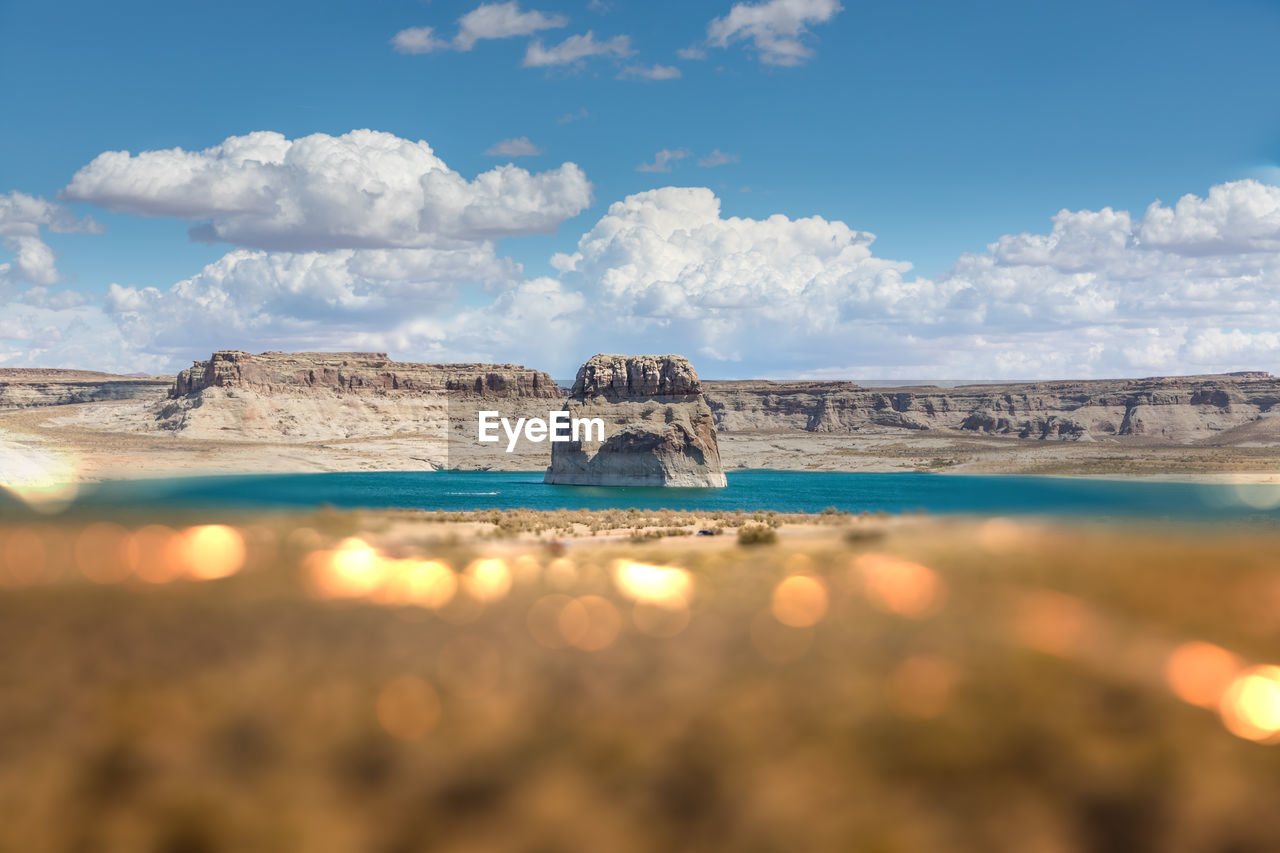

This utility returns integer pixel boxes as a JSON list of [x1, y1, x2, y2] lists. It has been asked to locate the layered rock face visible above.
[[172, 351, 557, 399], [0, 369, 168, 411], [162, 351, 559, 442], [544, 354, 727, 487], [703, 372, 1280, 444]]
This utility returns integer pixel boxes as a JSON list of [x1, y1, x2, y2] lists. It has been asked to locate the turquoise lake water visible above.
[[10, 470, 1280, 521]]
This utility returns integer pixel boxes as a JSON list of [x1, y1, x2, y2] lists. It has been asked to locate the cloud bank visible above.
[[9, 127, 1280, 379], [540, 181, 1280, 377]]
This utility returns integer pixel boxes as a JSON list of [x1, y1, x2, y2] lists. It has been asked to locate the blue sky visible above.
[[2, 0, 1280, 377]]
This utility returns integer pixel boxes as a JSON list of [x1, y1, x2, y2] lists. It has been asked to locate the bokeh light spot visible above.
[[0, 443, 79, 512], [463, 558, 512, 602], [308, 537, 382, 599], [612, 560, 692, 609], [1165, 641, 1243, 709], [382, 559, 457, 608], [770, 575, 829, 628], [182, 524, 246, 580], [545, 557, 577, 589], [128, 525, 184, 584], [1219, 665, 1280, 744], [854, 554, 944, 618]]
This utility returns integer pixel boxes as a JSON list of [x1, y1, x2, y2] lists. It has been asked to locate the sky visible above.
[[2, 0, 1280, 379]]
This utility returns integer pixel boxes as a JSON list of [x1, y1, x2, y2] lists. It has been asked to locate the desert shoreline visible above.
[[6, 417, 1280, 491], [6, 416, 1280, 486], [5, 356, 1280, 487]]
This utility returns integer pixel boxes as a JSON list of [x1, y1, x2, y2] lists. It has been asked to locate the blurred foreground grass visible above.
[[1, 508, 1278, 852]]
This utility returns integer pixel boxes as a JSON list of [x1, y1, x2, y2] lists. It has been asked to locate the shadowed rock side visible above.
[[544, 354, 727, 487], [703, 372, 1280, 444], [161, 351, 560, 442]]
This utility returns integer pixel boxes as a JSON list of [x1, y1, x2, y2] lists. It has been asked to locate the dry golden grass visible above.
[[0, 509, 1278, 852]]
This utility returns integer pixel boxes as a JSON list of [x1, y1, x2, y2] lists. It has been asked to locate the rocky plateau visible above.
[[157, 351, 560, 443], [4, 353, 1280, 482]]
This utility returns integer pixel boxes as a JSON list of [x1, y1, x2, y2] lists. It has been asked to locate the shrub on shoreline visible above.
[[737, 522, 778, 546]]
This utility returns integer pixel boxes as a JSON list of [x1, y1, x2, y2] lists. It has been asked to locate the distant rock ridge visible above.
[[703, 372, 1280, 443], [545, 354, 727, 487], [0, 369, 168, 411], [11, 351, 1280, 465]]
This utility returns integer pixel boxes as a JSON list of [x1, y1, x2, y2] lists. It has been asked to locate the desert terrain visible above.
[[1, 507, 1278, 851], [3, 353, 1280, 485], [10, 403, 1280, 485]]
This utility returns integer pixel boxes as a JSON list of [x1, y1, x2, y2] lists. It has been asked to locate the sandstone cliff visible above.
[[544, 354, 727, 487], [160, 351, 560, 443], [172, 351, 557, 399], [704, 372, 1280, 445], [0, 369, 169, 411]]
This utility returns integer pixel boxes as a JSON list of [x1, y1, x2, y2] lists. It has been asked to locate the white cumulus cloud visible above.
[[1137, 179, 1280, 255], [63, 130, 592, 251], [546, 181, 1280, 378], [15, 163, 1280, 380]]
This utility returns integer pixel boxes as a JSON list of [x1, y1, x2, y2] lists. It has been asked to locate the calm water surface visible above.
[[18, 470, 1280, 521]]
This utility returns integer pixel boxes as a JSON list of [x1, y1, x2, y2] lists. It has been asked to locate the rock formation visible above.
[[544, 354, 727, 487], [0, 369, 169, 411], [171, 351, 557, 399], [703, 372, 1280, 444], [11, 351, 1280, 480], [160, 351, 560, 443]]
